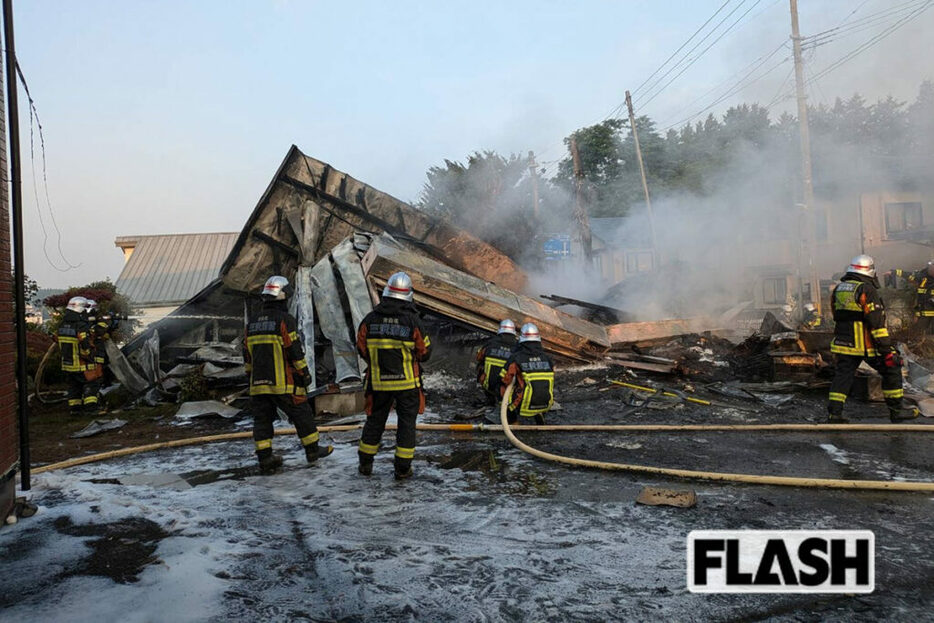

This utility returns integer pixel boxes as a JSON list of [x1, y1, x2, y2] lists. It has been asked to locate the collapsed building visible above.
[[118, 146, 728, 412]]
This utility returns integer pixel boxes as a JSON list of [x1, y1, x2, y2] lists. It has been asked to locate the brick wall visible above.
[[0, 40, 19, 519]]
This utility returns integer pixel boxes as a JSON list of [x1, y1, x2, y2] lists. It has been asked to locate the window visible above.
[[762, 277, 787, 305], [885, 202, 922, 234], [626, 251, 654, 273]]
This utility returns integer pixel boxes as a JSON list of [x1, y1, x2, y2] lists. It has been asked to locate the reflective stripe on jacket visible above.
[[501, 342, 555, 417], [58, 310, 93, 373], [476, 333, 517, 394], [244, 303, 309, 399], [830, 277, 891, 357], [356, 299, 432, 392]]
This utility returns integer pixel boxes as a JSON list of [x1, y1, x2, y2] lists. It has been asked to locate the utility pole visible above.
[[3, 0, 29, 490], [625, 90, 659, 271], [789, 0, 822, 315], [569, 137, 593, 266], [528, 150, 539, 219]]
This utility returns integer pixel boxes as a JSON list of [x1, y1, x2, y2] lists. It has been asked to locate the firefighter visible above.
[[86, 300, 109, 375], [244, 275, 332, 475], [886, 260, 934, 336], [500, 323, 555, 425], [475, 319, 518, 406], [800, 302, 823, 329], [827, 255, 918, 423], [57, 296, 102, 414], [355, 271, 432, 479]]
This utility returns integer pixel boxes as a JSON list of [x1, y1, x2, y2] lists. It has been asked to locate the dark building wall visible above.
[[0, 38, 19, 520]]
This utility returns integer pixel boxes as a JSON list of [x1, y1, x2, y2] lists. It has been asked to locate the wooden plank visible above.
[[367, 239, 610, 357], [607, 318, 722, 345], [604, 356, 677, 374]]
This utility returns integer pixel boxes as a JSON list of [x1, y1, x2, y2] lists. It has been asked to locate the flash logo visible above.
[[687, 530, 874, 593]]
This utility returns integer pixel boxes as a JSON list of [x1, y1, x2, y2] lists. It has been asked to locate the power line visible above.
[[656, 39, 787, 130], [806, 0, 934, 85], [630, 0, 734, 99], [802, 0, 929, 50], [15, 61, 80, 271], [636, 0, 765, 111], [764, 64, 796, 112], [803, 0, 925, 43], [635, 0, 755, 107]]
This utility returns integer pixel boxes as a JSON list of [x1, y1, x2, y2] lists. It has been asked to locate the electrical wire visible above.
[[635, 0, 757, 109], [15, 61, 80, 271], [636, 0, 765, 111], [630, 0, 734, 99], [806, 0, 934, 85], [656, 39, 787, 129], [803, 1, 930, 50], [659, 42, 790, 132]]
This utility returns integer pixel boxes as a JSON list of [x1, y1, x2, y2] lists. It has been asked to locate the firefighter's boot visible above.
[[305, 442, 333, 464], [827, 401, 848, 424], [394, 458, 413, 481], [257, 450, 284, 475], [890, 406, 920, 422], [358, 452, 374, 476]]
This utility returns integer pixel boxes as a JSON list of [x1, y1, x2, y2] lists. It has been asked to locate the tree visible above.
[[418, 151, 545, 262]]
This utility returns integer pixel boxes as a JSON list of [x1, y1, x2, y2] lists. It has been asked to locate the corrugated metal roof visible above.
[[115, 233, 238, 306]]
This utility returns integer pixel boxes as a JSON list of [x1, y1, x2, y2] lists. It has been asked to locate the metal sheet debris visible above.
[[69, 419, 128, 439], [175, 401, 242, 420]]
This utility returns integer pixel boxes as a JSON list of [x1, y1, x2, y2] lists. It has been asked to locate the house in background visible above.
[[115, 233, 238, 330]]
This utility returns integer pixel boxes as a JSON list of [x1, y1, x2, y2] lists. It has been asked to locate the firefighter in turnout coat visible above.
[[244, 276, 332, 474], [57, 296, 102, 414], [500, 323, 555, 425], [827, 255, 918, 423], [887, 260, 934, 336], [356, 272, 432, 479], [475, 319, 518, 405]]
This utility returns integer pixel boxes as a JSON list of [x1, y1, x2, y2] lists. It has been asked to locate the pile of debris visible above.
[[107, 146, 730, 415]]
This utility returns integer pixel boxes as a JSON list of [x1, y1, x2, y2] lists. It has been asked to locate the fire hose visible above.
[[26, 396, 934, 491], [498, 381, 934, 492], [34, 342, 68, 405]]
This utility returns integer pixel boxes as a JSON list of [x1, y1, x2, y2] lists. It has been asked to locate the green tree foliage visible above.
[[418, 151, 567, 262], [550, 81, 934, 216], [43, 279, 138, 342]]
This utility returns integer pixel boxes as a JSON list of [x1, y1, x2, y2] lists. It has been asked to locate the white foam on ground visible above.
[[819, 443, 851, 465]]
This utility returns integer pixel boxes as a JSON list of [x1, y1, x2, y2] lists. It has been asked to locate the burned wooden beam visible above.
[[606, 318, 723, 345], [540, 293, 636, 323], [364, 235, 610, 361]]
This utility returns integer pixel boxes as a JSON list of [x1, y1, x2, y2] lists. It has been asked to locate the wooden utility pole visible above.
[[569, 137, 593, 265], [789, 0, 822, 314], [528, 150, 540, 219], [625, 90, 659, 270]]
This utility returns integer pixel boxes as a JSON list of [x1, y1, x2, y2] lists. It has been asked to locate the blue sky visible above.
[[14, 1, 934, 288]]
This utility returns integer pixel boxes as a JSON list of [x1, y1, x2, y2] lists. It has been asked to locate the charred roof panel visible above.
[[220, 146, 528, 295]]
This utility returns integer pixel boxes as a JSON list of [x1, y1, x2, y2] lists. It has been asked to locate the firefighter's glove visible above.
[[884, 351, 901, 368], [295, 370, 312, 389]]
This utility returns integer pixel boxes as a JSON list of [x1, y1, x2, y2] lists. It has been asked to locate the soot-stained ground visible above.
[[3, 366, 934, 622]]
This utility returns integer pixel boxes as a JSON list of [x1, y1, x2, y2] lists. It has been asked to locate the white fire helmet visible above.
[[261, 276, 291, 300], [519, 322, 541, 343], [382, 272, 414, 302], [497, 319, 517, 335], [86, 299, 98, 313], [66, 296, 88, 314], [847, 254, 875, 279], [804, 302, 816, 312]]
